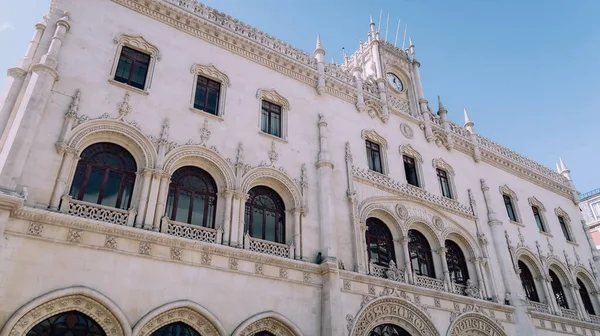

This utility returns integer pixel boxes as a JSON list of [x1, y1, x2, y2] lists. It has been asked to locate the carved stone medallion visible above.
[[400, 123, 414, 139]]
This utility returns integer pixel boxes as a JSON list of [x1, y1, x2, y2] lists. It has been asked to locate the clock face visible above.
[[386, 72, 403, 92]]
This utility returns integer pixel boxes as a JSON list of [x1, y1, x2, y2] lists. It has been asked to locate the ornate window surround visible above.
[[399, 144, 425, 188], [432, 158, 456, 200], [110, 34, 161, 94], [256, 89, 290, 141], [362, 129, 389, 175], [555, 207, 576, 244], [189, 63, 230, 120], [499, 184, 522, 224], [232, 311, 302, 336], [529, 196, 551, 234]]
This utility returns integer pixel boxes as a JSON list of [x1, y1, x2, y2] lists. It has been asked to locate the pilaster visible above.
[[152, 172, 171, 231], [49, 146, 78, 210], [135, 169, 154, 228], [438, 247, 451, 291], [221, 190, 234, 245]]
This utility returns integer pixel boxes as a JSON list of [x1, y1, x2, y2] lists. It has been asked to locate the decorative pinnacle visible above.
[[556, 163, 561, 173], [559, 157, 569, 172], [464, 109, 474, 127], [409, 37, 414, 47], [438, 96, 447, 112], [316, 34, 322, 50], [370, 14, 374, 25]]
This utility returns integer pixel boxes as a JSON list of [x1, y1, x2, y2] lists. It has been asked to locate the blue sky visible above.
[[0, 0, 598, 193]]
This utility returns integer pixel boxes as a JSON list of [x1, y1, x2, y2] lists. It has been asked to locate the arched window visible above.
[[245, 186, 286, 244], [578, 278, 596, 315], [369, 324, 411, 336], [408, 230, 435, 278], [254, 332, 276, 336], [151, 322, 199, 336], [27, 311, 106, 336], [166, 166, 218, 228], [549, 270, 569, 308], [445, 240, 469, 285], [365, 218, 396, 267], [518, 260, 539, 302], [69, 143, 137, 210]]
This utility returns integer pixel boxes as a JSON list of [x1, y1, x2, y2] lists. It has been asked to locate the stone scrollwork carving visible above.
[[114, 34, 161, 60], [137, 307, 221, 336], [385, 260, 405, 282], [361, 129, 388, 148], [499, 184, 518, 200], [395, 204, 408, 219], [432, 216, 444, 231], [528, 196, 546, 211], [399, 144, 423, 163], [432, 158, 455, 176], [190, 63, 231, 87], [448, 312, 506, 336], [554, 206, 571, 222], [237, 317, 296, 336], [256, 88, 290, 111]]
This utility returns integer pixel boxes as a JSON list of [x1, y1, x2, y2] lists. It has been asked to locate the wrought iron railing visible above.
[[60, 195, 136, 226], [161, 217, 222, 244], [244, 233, 294, 259]]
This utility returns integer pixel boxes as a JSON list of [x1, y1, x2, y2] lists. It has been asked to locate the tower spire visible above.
[[559, 157, 568, 172], [438, 96, 446, 112], [464, 108, 475, 134], [315, 34, 322, 50]]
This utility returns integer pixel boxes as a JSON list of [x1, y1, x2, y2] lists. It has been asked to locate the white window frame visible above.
[[432, 158, 456, 199], [399, 144, 425, 188], [591, 201, 600, 220], [189, 63, 230, 120], [256, 89, 290, 141], [499, 184, 522, 224], [110, 34, 161, 94], [555, 207, 576, 243], [362, 130, 389, 175], [528, 196, 551, 234]]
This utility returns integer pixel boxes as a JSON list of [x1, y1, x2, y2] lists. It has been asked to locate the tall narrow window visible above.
[[245, 186, 285, 244], [532, 206, 546, 232], [445, 240, 469, 285], [260, 101, 282, 137], [365, 218, 396, 267], [403, 155, 419, 187], [166, 166, 217, 228], [366, 140, 383, 174], [69, 143, 137, 210], [558, 216, 572, 241], [503, 195, 517, 222], [193, 75, 221, 115], [114, 46, 150, 90], [518, 260, 539, 302], [408, 230, 435, 278], [437, 169, 452, 198], [549, 270, 569, 309], [578, 278, 596, 315]]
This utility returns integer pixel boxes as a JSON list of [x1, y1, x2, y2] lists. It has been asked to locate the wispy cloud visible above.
[[0, 22, 15, 33]]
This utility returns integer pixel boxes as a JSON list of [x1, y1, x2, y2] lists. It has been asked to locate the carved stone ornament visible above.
[[399, 144, 423, 163], [528, 196, 546, 211], [67, 229, 82, 243], [364, 99, 382, 119], [104, 236, 118, 249], [268, 141, 279, 166], [555, 207, 571, 222], [385, 260, 405, 282], [28, 222, 44, 236], [256, 88, 290, 110], [229, 258, 239, 270], [190, 63, 231, 87], [117, 92, 132, 121], [345, 141, 353, 163], [65, 89, 81, 118], [464, 279, 479, 298], [139, 242, 151, 255], [499, 184, 518, 201], [399, 123, 414, 139], [198, 119, 211, 146], [137, 307, 221, 336], [448, 312, 506, 336], [114, 34, 161, 60], [395, 204, 408, 219], [170, 247, 182, 261], [361, 129, 388, 148], [237, 317, 296, 336], [432, 158, 455, 175]]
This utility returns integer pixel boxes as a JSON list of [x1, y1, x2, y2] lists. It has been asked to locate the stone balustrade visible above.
[[368, 263, 388, 279], [528, 301, 550, 314], [560, 307, 580, 320], [60, 195, 136, 226], [244, 233, 294, 259], [415, 275, 445, 291], [160, 216, 222, 244]]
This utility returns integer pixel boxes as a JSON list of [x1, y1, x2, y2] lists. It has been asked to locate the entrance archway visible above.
[[27, 311, 106, 336]]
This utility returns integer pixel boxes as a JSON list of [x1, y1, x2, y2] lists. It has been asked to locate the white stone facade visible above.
[[0, 1, 599, 335]]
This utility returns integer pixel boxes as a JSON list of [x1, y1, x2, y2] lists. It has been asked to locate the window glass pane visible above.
[[131, 63, 148, 89], [265, 211, 276, 242], [373, 151, 382, 173], [120, 177, 134, 209], [82, 168, 104, 204], [276, 216, 284, 244], [206, 196, 216, 229], [591, 202, 600, 220], [114, 58, 132, 83], [252, 208, 264, 239], [194, 86, 207, 110], [190, 194, 205, 226], [100, 172, 122, 208], [271, 112, 281, 137], [206, 89, 219, 115], [369, 240, 380, 264], [244, 205, 250, 233], [166, 189, 175, 218], [261, 109, 269, 133], [176, 191, 192, 223], [69, 164, 86, 199]]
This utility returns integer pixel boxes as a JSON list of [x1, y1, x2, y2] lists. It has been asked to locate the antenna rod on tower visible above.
[[402, 24, 407, 49], [394, 19, 401, 47], [378, 9, 383, 32], [385, 13, 390, 42]]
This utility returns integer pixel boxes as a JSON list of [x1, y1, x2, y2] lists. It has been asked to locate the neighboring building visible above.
[[580, 188, 600, 249], [0, 0, 599, 335]]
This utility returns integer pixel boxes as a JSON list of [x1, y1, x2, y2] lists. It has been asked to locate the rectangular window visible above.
[[532, 206, 546, 232], [437, 169, 452, 198], [558, 216, 572, 241], [503, 195, 517, 222], [403, 155, 419, 187], [194, 75, 221, 115], [591, 201, 600, 220], [114, 46, 150, 90], [366, 140, 383, 174], [260, 100, 282, 137]]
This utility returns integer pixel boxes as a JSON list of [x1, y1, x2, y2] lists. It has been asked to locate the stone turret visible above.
[[314, 35, 326, 95]]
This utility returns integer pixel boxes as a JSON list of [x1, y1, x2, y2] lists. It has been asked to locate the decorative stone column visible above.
[[314, 35, 326, 95], [134, 169, 153, 228], [474, 258, 487, 299], [292, 208, 301, 259], [220, 190, 234, 245], [236, 192, 249, 248], [570, 283, 589, 321], [229, 192, 241, 247], [400, 236, 414, 284], [352, 60, 365, 112], [49, 147, 78, 210], [0, 12, 71, 190], [438, 247, 451, 292], [152, 172, 170, 231], [540, 276, 559, 315]]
